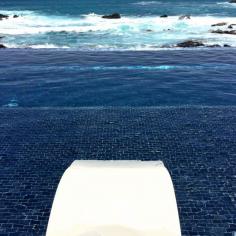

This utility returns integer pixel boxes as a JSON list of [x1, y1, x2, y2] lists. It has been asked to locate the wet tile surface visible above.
[[0, 107, 235, 236]]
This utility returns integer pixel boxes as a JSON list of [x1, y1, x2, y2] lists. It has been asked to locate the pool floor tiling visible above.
[[0, 106, 235, 236]]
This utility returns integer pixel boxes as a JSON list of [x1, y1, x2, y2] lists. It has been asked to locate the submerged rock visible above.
[[179, 15, 191, 20], [223, 44, 231, 47], [211, 22, 227, 27], [211, 29, 236, 35], [0, 44, 7, 49], [229, 0, 236, 3], [176, 40, 204, 47], [102, 13, 121, 19], [13, 15, 19, 18], [0, 13, 9, 20], [160, 15, 168, 18]]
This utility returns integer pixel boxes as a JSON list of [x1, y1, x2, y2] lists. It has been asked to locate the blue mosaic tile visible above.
[[0, 107, 235, 235]]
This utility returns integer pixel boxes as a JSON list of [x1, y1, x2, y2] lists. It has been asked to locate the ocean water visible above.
[[0, 0, 236, 107], [0, 0, 236, 49]]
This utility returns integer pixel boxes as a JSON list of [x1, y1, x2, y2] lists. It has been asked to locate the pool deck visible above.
[[0, 106, 235, 236]]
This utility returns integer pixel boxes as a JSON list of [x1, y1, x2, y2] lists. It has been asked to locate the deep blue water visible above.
[[0, 0, 236, 107], [0, 49, 236, 107]]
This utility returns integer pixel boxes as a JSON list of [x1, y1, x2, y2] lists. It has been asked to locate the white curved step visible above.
[[46, 160, 181, 236]]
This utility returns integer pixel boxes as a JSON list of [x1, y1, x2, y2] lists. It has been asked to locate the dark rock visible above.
[[59, 30, 68, 34], [228, 24, 236, 29], [179, 15, 191, 20], [207, 44, 221, 48], [13, 15, 19, 18], [102, 13, 121, 19], [229, 0, 236, 3], [160, 15, 168, 18], [0, 13, 9, 20], [224, 44, 231, 47], [0, 44, 7, 49], [211, 29, 236, 35], [211, 22, 227, 27], [177, 40, 204, 47], [145, 29, 153, 32], [160, 44, 172, 48]]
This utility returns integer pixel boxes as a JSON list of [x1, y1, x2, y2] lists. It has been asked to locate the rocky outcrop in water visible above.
[[175, 41, 231, 48], [163, 41, 231, 48], [0, 44, 7, 49], [211, 22, 227, 27], [211, 29, 236, 35], [102, 13, 121, 19], [206, 44, 221, 48], [206, 44, 231, 48], [0, 14, 9, 20], [0, 13, 19, 20], [179, 15, 191, 20], [176, 40, 204, 47], [160, 15, 168, 18], [210, 22, 236, 29], [229, 0, 236, 3], [228, 24, 236, 29]]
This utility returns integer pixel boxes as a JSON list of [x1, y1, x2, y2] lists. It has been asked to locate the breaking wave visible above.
[[1, 10, 236, 50]]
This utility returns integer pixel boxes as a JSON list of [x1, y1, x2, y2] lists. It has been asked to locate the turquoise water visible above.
[[1, 0, 236, 16]]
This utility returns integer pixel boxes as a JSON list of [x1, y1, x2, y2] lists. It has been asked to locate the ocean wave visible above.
[[1, 11, 235, 34], [1, 10, 236, 49], [217, 2, 236, 7], [132, 1, 162, 6], [0, 10, 35, 15]]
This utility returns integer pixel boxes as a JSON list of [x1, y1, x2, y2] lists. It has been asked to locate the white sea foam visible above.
[[30, 44, 70, 49], [1, 10, 236, 49], [3, 43, 70, 49]]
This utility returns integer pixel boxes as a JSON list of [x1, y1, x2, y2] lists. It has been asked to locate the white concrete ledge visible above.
[[46, 160, 181, 236]]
